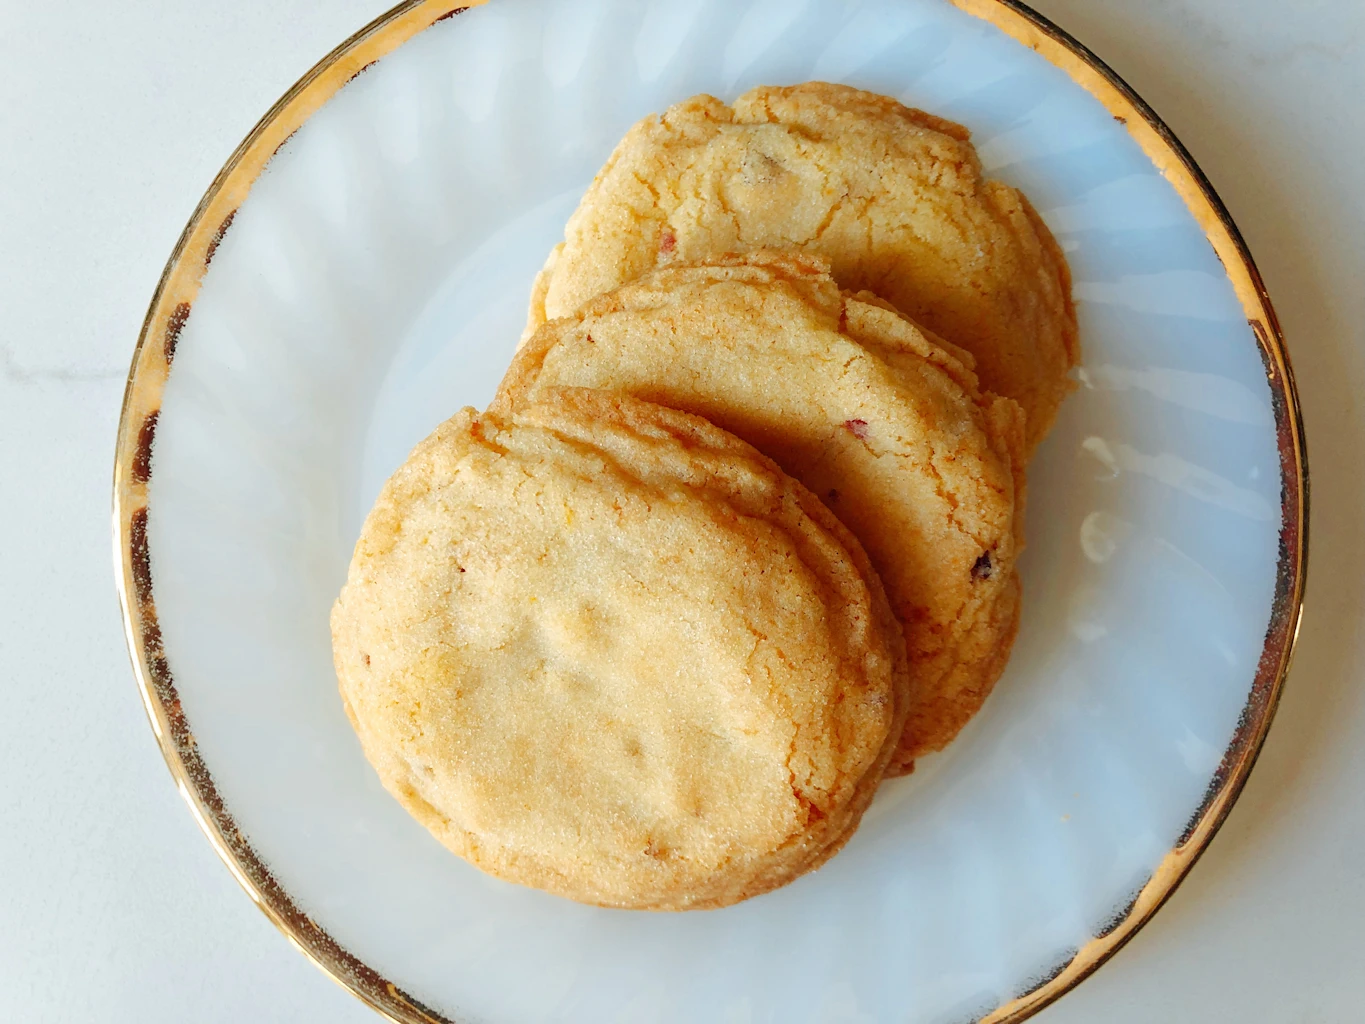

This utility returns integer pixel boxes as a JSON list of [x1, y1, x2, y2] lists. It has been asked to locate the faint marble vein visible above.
[[0, 344, 123, 384], [1144, 0, 1361, 64]]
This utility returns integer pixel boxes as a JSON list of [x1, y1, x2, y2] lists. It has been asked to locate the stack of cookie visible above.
[[332, 84, 1077, 909]]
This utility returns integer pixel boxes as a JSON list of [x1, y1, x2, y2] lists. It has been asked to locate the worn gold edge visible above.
[[110, 1, 1308, 1022], [949, 2, 1309, 1023], [111, 3, 484, 1023]]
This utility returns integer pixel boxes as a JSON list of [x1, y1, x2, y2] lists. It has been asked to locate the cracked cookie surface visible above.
[[526, 81, 1077, 450], [499, 252, 1026, 766], [331, 388, 906, 909]]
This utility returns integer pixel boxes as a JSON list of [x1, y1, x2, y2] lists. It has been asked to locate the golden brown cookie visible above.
[[331, 388, 907, 909], [526, 82, 1077, 450], [497, 252, 1026, 766]]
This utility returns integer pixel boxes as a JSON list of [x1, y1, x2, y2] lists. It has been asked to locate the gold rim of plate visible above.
[[111, 2, 1309, 1021]]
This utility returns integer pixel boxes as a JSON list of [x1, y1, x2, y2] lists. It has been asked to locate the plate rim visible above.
[[110, 2, 1309, 1022]]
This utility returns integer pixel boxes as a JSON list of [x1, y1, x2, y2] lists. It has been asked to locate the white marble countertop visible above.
[[2, 1, 1359, 1020]]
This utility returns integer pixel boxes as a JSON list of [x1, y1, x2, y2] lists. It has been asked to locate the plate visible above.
[[113, 1, 1306, 1021]]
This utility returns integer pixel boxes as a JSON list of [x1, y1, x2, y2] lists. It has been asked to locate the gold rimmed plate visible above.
[[114, 1, 1305, 1021]]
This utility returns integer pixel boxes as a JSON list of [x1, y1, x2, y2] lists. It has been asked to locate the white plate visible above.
[[114, 1, 1306, 1022]]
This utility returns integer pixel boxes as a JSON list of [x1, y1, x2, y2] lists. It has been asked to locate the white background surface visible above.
[[0, 1, 1359, 1021]]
